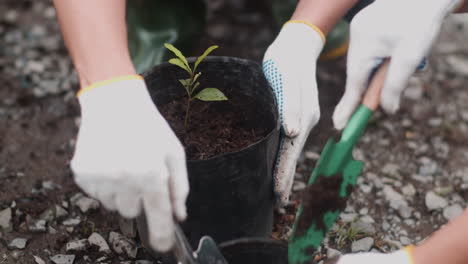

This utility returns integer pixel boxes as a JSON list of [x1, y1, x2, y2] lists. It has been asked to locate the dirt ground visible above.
[[1, 0, 468, 263]]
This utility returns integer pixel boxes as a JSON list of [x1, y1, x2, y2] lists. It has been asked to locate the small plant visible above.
[[164, 43, 228, 127]]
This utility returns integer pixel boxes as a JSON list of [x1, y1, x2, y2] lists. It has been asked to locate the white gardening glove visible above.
[[333, 0, 462, 129], [71, 75, 189, 252], [263, 21, 324, 205], [335, 247, 414, 264]]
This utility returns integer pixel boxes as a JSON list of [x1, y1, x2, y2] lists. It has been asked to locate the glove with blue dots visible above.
[[263, 21, 325, 205]]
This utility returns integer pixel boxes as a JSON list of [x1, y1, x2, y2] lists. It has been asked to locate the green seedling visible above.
[[164, 43, 228, 127]]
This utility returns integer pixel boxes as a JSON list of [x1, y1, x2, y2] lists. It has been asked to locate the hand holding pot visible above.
[[333, 0, 462, 130], [263, 21, 324, 204], [72, 75, 189, 252]]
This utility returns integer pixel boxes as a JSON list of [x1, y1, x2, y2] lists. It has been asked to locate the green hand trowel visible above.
[[288, 61, 390, 264]]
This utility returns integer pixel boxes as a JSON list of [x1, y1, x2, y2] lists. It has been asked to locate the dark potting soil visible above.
[[159, 94, 269, 160], [295, 173, 352, 238]]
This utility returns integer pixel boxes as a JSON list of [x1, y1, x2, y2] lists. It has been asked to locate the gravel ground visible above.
[[1, 0, 468, 263]]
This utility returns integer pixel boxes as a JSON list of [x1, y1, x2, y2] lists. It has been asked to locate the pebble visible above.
[[70, 193, 85, 206], [401, 184, 416, 197], [400, 236, 412, 246], [29, 219, 47, 233], [135, 261, 153, 264], [76, 197, 100, 213], [340, 213, 358, 223], [33, 256, 46, 264], [62, 218, 81, 227], [66, 239, 89, 252], [50, 254, 75, 264], [88, 232, 111, 252], [351, 220, 376, 234], [383, 186, 407, 210], [327, 247, 342, 259], [292, 181, 306, 192], [382, 163, 399, 177], [40, 208, 55, 222], [443, 204, 464, 220], [8, 238, 28, 250], [446, 55, 468, 75], [419, 159, 438, 175], [351, 237, 374, 252], [397, 205, 413, 219], [403, 78, 423, 100], [0, 207, 12, 231], [425, 191, 448, 210], [55, 205, 68, 218], [109, 231, 138, 259], [304, 151, 320, 160]]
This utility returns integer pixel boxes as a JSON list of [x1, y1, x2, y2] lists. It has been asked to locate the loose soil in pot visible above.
[[159, 92, 270, 160]]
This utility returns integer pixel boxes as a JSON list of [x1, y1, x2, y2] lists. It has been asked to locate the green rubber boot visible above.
[[126, 0, 206, 73], [271, 0, 350, 61]]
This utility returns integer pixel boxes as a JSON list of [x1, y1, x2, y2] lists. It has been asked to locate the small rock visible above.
[[55, 205, 68, 218], [327, 248, 342, 259], [359, 184, 372, 194], [351, 237, 374, 252], [8, 238, 28, 250], [443, 204, 464, 220], [50, 254, 75, 264], [400, 236, 412, 245], [88, 232, 110, 252], [42, 181, 61, 190], [135, 261, 153, 264], [5, 10, 18, 23], [305, 151, 320, 160], [425, 191, 448, 210], [40, 208, 55, 222], [382, 163, 399, 177], [70, 193, 85, 206], [383, 186, 408, 210], [29, 219, 47, 233], [419, 159, 438, 175], [340, 213, 358, 223], [109, 232, 138, 258], [76, 197, 100, 213], [351, 220, 376, 234], [62, 218, 81, 227], [401, 184, 416, 197], [360, 215, 375, 224], [0, 207, 12, 231], [359, 208, 368, 215], [292, 181, 306, 192], [33, 256, 46, 264], [428, 118, 443, 127], [397, 205, 413, 219], [446, 55, 468, 75], [66, 239, 89, 252]]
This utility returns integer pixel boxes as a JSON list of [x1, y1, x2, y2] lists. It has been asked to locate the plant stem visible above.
[[184, 98, 191, 128]]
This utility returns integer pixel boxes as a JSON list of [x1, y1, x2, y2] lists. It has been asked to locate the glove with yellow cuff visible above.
[[72, 75, 189, 252], [263, 20, 324, 205]]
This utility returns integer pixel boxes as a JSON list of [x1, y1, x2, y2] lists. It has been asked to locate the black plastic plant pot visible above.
[[137, 56, 281, 257], [219, 238, 288, 264]]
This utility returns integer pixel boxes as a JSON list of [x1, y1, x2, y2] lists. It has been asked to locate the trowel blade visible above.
[[195, 236, 228, 264]]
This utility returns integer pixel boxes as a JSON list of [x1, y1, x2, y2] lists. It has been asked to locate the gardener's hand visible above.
[[334, 247, 414, 264], [71, 75, 188, 252], [333, 0, 462, 129], [263, 21, 324, 204]]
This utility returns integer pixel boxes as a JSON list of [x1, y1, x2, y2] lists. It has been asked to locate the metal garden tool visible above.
[[173, 223, 229, 264], [288, 61, 390, 264]]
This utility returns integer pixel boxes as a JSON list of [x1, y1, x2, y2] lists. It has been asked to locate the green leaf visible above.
[[164, 43, 191, 73], [169, 58, 191, 73], [179, 79, 191, 94], [194, 88, 228, 101], [194, 45, 218, 72], [192, 72, 202, 84]]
